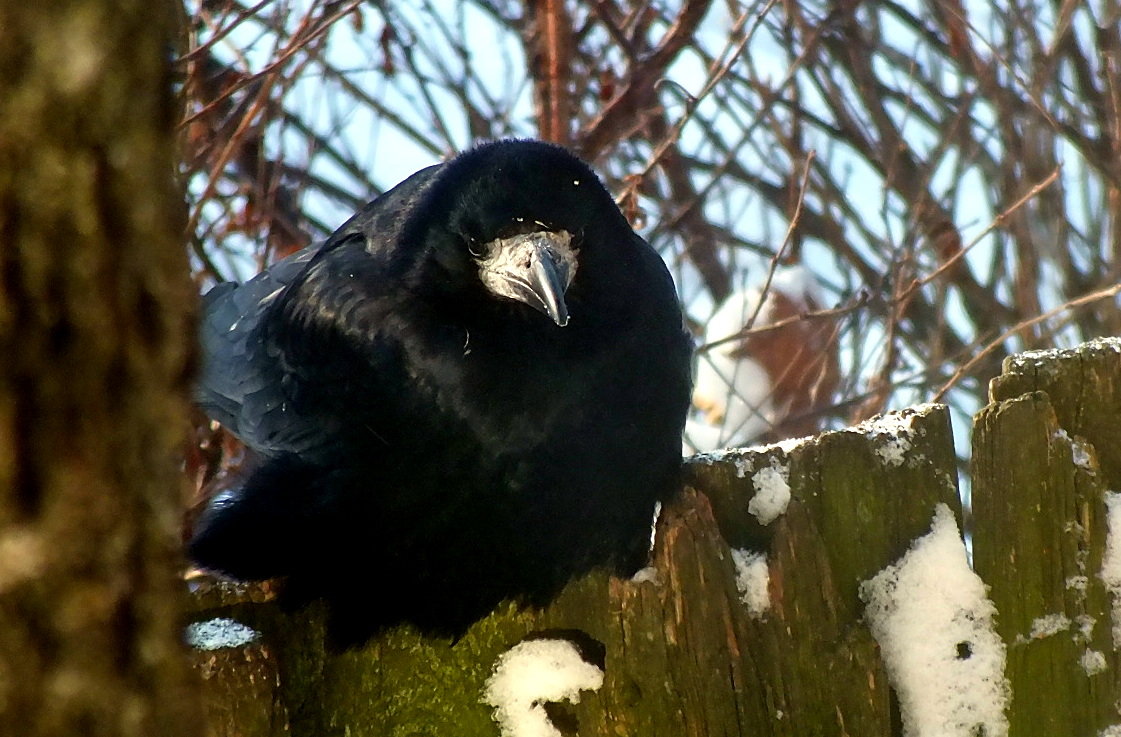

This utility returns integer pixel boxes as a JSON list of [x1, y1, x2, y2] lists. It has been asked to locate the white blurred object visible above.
[[684, 266, 837, 454]]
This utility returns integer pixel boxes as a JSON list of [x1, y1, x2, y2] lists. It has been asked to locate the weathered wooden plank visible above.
[[972, 338, 1121, 737]]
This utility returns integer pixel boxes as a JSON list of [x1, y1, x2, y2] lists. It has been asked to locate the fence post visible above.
[[972, 337, 1121, 736]]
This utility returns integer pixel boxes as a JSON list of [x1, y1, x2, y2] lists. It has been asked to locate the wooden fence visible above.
[[188, 337, 1121, 736]]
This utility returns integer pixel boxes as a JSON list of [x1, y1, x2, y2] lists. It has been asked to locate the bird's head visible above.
[[408, 140, 628, 327]]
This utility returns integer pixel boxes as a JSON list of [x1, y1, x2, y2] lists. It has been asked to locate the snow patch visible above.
[[1016, 613, 1096, 653], [1016, 337, 1121, 366], [185, 618, 260, 651], [1053, 428, 1096, 472], [1087, 336, 1121, 353], [484, 638, 604, 737], [730, 549, 770, 617], [874, 434, 912, 466], [1029, 614, 1070, 639], [763, 434, 814, 455], [860, 504, 1009, 737], [1074, 614, 1096, 643], [1080, 649, 1108, 676], [748, 457, 791, 525], [851, 407, 937, 467], [1101, 492, 1121, 647], [686, 433, 811, 467], [1071, 439, 1094, 471]]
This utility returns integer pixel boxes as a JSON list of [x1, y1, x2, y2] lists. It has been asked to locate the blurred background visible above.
[[179, 0, 1121, 487]]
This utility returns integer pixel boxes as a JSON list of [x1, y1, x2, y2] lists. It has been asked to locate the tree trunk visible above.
[[0, 2, 201, 736]]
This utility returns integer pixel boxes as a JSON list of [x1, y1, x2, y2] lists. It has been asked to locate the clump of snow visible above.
[[1085, 336, 1121, 353], [1016, 337, 1121, 366], [1080, 649, 1107, 675], [731, 454, 751, 479], [860, 504, 1009, 737], [730, 549, 770, 617], [748, 456, 791, 525], [1089, 338, 1121, 352], [484, 638, 604, 737], [1028, 614, 1070, 640], [1101, 492, 1121, 646], [873, 434, 911, 466], [1100, 724, 1121, 737], [686, 433, 811, 469], [684, 446, 758, 476], [763, 434, 814, 455], [1016, 613, 1097, 652], [1070, 440, 1094, 471], [1074, 615, 1096, 643], [688, 446, 795, 525], [1006, 345, 1071, 375], [185, 618, 260, 651]]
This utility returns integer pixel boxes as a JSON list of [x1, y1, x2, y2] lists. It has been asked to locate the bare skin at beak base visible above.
[[477, 231, 578, 326]]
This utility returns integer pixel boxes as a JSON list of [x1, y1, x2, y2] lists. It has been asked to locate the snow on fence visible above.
[[189, 338, 1121, 737]]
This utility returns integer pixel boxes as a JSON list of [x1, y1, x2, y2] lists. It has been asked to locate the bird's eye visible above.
[[467, 237, 485, 258]]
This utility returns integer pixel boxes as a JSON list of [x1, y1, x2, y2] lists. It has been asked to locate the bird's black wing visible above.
[[190, 164, 448, 583], [195, 164, 442, 458], [195, 247, 313, 444]]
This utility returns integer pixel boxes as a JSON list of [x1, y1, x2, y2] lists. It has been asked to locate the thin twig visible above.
[[744, 150, 817, 330], [909, 165, 1062, 294], [933, 282, 1121, 401]]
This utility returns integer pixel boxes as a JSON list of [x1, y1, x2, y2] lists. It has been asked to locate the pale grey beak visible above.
[[478, 231, 578, 327]]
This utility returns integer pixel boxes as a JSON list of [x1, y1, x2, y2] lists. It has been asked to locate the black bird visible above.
[[189, 139, 692, 644]]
